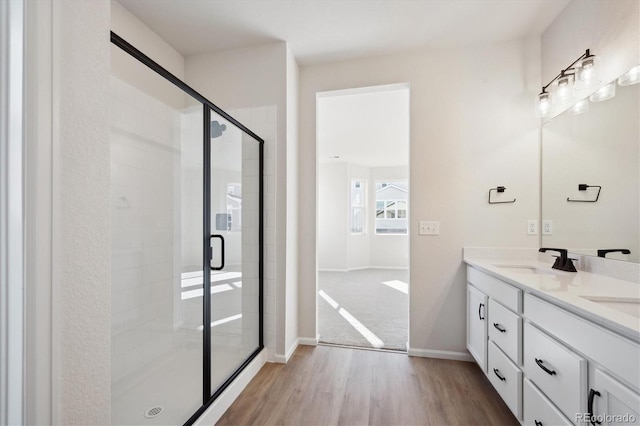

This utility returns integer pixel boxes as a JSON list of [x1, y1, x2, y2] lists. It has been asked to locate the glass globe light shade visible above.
[[589, 82, 616, 102], [553, 74, 575, 103], [567, 98, 589, 116], [618, 65, 640, 86], [575, 55, 601, 89], [535, 91, 552, 118]]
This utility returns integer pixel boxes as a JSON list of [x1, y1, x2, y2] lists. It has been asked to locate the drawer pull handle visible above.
[[493, 323, 506, 333], [535, 358, 557, 376], [493, 368, 506, 382], [588, 388, 602, 425], [478, 303, 485, 320], [535, 421, 543, 426]]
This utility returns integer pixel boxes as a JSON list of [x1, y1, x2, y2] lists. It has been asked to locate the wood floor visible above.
[[217, 345, 518, 425]]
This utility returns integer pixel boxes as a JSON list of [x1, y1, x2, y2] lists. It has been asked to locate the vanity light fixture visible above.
[[567, 98, 589, 116], [617, 65, 640, 86], [589, 82, 616, 102], [536, 49, 600, 118]]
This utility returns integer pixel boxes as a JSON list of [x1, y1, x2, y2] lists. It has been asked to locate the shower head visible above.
[[211, 120, 227, 138]]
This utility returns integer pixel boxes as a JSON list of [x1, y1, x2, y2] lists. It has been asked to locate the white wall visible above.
[[285, 47, 300, 354], [185, 42, 297, 360], [111, 0, 185, 106], [55, 0, 111, 423], [318, 162, 349, 270], [299, 37, 541, 355]]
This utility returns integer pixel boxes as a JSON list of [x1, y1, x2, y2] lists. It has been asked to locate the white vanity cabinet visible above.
[[467, 266, 523, 419], [590, 369, 640, 426], [467, 284, 488, 372], [465, 264, 640, 426]]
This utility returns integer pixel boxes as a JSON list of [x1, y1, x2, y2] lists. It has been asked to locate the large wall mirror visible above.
[[542, 68, 640, 263]]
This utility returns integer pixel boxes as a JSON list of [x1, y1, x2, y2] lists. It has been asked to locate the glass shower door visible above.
[[110, 48, 204, 424], [207, 109, 262, 395]]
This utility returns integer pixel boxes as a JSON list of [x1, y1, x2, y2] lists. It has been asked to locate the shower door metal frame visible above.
[[110, 32, 264, 426]]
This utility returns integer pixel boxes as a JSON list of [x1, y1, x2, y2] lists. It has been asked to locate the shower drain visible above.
[[144, 405, 165, 419]]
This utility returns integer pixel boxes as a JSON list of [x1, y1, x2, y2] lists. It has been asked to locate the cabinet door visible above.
[[467, 284, 488, 372], [589, 368, 640, 426]]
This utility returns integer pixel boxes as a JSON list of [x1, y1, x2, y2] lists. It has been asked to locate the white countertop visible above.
[[464, 257, 640, 343]]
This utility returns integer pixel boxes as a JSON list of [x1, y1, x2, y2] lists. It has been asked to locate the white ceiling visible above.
[[117, 0, 569, 66], [318, 85, 409, 168]]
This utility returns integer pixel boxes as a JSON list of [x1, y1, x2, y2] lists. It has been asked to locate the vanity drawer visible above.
[[488, 298, 521, 364], [488, 341, 522, 419], [524, 322, 586, 420], [525, 293, 640, 391], [523, 378, 573, 426], [467, 266, 521, 312]]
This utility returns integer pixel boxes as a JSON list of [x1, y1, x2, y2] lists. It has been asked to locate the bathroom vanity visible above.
[[464, 255, 640, 425]]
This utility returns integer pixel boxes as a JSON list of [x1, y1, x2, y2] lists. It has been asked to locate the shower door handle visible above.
[[210, 234, 225, 270]]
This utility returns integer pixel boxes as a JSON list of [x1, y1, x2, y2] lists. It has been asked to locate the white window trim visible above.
[[350, 179, 366, 235], [1, 1, 25, 423]]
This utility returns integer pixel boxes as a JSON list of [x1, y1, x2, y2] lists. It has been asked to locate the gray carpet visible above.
[[318, 268, 409, 351]]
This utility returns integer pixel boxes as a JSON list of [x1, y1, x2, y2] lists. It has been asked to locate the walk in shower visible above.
[[110, 33, 263, 425]]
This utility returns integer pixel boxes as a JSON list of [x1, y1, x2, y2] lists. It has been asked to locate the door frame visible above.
[[314, 83, 411, 351]]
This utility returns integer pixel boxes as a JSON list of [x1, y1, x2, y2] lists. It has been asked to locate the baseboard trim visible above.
[[318, 266, 409, 272], [193, 348, 267, 425], [275, 338, 300, 364], [298, 336, 318, 346], [407, 348, 474, 362]]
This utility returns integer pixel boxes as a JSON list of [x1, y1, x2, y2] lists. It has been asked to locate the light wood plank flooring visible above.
[[217, 345, 518, 425]]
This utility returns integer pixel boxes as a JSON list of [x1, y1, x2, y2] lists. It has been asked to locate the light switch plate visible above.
[[419, 221, 439, 235], [542, 220, 553, 235], [527, 220, 538, 235]]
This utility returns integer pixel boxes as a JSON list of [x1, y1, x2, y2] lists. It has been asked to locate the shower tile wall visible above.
[[229, 106, 277, 361], [110, 77, 180, 384]]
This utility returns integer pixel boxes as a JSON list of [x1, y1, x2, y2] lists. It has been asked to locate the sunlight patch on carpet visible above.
[[382, 280, 408, 294], [319, 289, 384, 348]]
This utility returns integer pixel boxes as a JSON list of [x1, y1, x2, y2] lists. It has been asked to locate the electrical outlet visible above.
[[543, 220, 553, 235], [419, 221, 440, 235], [527, 220, 538, 235]]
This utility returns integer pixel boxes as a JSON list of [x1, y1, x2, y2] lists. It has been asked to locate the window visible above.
[[375, 181, 408, 234], [351, 180, 366, 234]]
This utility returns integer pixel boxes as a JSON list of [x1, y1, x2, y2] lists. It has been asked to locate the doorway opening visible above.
[[317, 84, 410, 352]]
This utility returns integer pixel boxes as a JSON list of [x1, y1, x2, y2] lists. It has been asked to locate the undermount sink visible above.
[[579, 296, 640, 319], [492, 264, 557, 275]]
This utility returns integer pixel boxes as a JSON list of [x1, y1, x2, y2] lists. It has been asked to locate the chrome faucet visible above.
[[539, 248, 577, 272]]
